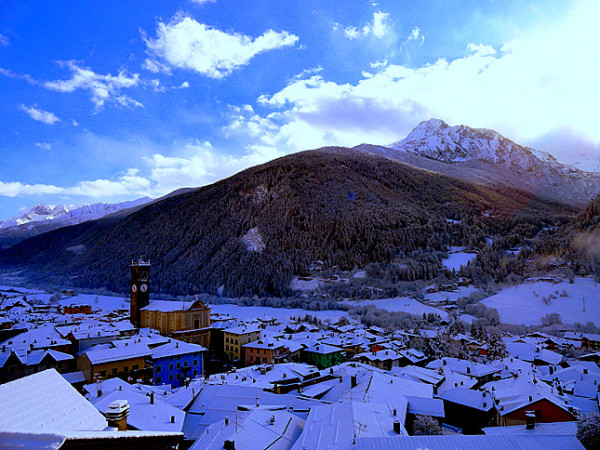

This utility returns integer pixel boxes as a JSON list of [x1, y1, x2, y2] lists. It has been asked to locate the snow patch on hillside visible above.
[[241, 227, 266, 252]]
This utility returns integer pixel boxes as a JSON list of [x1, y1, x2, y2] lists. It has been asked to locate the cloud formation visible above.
[[344, 12, 391, 39], [0, 140, 286, 202], [0, 33, 9, 47], [144, 14, 298, 79], [35, 142, 52, 150], [44, 61, 142, 109], [228, 1, 600, 166], [19, 105, 61, 125]]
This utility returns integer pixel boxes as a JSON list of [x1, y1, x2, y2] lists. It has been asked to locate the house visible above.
[[302, 343, 344, 369], [183, 384, 320, 442], [150, 339, 206, 387], [62, 304, 92, 315], [565, 332, 600, 350], [77, 342, 152, 382], [486, 377, 578, 427], [352, 435, 584, 449], [506, 342, 563, 366], [0, 368, 183, 448], [353, 349, 403, 371], [427, 357, 501, 386], [93, 388, 186, 433], [223, 325, 262, 363], [292, 402, 408, 449], [243, 339, 292, 366], [189, 409, 305, 450], [439, 388, 496, 433], [0, 347, 74, 383]]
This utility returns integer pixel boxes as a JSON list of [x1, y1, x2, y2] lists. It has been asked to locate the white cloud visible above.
[[344, 11, 391, 40], [19, 105, 61, 125], [0, 33, 9, 47], [35, 142, 52, 150], [0, 169, 152, 198], [44, 61, 142, 109], [0, 139, 287, 202], [71, 119, 79, 127], [406, 27, 425, 46], [144, 14, 298, 79], [0, 180, 64, 197], [226, 0, 600, 168], [189, 0, 216, 4]]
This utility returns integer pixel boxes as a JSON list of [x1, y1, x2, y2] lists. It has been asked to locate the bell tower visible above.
[[130, 258, 150, 327]]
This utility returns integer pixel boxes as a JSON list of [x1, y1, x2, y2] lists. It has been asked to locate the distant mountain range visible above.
[[357, 119, 600, 207], [0, 197, 152, 249]]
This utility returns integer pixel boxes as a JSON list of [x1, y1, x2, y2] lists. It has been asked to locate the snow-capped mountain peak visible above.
[[388, 118, 582, 176], [0, 197, 152, 230]]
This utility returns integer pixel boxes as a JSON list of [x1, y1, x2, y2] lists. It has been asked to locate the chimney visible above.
[[351, 375, 357, 388], [225, 417, 229, 426], [171, 416, 176, 423], [393, 420, 402, 434], [525, 411, 535, 429], [106, 400, 129, 431]]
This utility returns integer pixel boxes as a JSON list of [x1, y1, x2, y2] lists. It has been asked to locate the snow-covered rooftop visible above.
[[0, 369, 107, 432]]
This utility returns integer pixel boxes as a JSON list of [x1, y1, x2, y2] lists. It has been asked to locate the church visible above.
[[129, 259, 211, 348]]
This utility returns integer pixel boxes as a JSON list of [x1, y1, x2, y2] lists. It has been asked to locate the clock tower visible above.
[[130, 258, 150, 327]]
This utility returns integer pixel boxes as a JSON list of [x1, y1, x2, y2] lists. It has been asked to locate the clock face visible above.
[[131, 284, 137, 293], [140, 284, 148, 293]]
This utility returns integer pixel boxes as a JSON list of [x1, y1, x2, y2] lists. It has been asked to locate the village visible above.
[[0, 261, 598, 449]]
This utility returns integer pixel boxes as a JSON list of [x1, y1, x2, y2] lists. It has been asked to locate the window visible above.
[[169, 374, 173, 381], [169, 364, 173, 370], [194, 359, 198, 366], [226, 345, 229, 351], [176, 362, 181, 369], [194, 370, 198, 377], [156, 366, 162, 373], [123, 366, 128, 372], [235, 339, 238, 345], [184, 361, 188, 367], [156, 376, 161, 384], [177, 373, 182, 379], [99, 370, 106, 377], [132, 364, 139, 371], [226, 337, 229, 343], [112, 368, 118, 375]]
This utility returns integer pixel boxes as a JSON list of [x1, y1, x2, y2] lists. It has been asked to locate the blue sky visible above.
[[1, 0, 598, 220]]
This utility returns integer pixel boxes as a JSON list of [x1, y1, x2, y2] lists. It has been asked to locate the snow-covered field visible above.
[[442, 252, 477, 270], [209, 304, 350, 323], [344, 296, 449, 319], [482, 277, 600, 326]]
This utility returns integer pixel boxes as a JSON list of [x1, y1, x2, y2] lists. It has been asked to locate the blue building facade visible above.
[[151, 340, 206, 388]]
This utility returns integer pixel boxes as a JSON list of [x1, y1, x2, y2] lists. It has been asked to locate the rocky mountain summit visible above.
[[356, 119, 600, 207]]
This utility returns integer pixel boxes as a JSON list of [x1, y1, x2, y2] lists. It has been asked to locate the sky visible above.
[[1, 0, 599, 220]]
